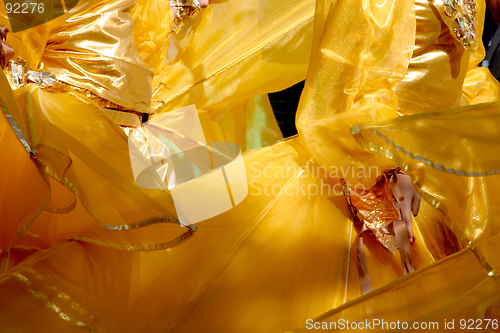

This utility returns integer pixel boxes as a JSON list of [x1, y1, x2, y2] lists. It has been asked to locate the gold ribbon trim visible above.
[[12, 271, 103, 333], [73, 222, 197, 251]]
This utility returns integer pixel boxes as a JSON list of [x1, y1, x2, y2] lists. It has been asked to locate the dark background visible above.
[[269, 81, 304, 138]]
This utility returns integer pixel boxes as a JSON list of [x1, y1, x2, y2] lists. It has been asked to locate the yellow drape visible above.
[[0, 0, 499, 332]]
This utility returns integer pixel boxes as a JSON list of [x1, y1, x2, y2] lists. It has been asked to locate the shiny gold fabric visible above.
[[342, 169, 405, 255], [41, 0, 154, 113], [0, 71, 199, 254], [290, 249, 500, 333], [152, 0, 315, 112], [395, 0, 500, 113], [0, 141, 437, 331], [1, 0, 290, 148], [287, 0, 500, 329], [352, 103, 500, 279], [0, 0, 155, 113], [297, 0, 414, 187], [396, 0, 472, 114], [0, 0, 499, 332], [0, 0, 312, 260], [129, 0, 290, 148]]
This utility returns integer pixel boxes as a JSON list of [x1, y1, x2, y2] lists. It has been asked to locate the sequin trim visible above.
[[170, 0, 202, 32], [443, 0, 477, 47]]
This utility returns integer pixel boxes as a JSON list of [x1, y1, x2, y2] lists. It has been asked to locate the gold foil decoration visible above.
[[170, 0, 203, 32], [27, 70, 58, 88], [444, 0, 457, 17], [341, 168, 404, 254], [443, 0, 477, 47], [4, 58, 29, 89], [341, 168, 416, 295], [4, 58, 58, 90]]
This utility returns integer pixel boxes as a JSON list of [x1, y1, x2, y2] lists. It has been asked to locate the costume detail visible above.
[[0, 0, 499, 332], [341, 168, 415, 294], [4, 59, 57, 90], [341, 168, 409, 255], [443, 0, 478, 47], [3, 57, 147, 128], [170, 0, 203, 32]]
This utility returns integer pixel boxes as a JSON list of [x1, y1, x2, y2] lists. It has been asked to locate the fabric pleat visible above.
[[0, 0, 499, 332]]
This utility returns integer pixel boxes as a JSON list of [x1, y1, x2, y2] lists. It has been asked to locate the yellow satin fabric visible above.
[[0, 0, 313, 257], [128, 0, 290, 148], [145, 0, 315, 148], [1, 0, 154, 113], [0, 0, 287, 149], [353, 103, 500, 276], [288, 0, 500, 330], [291, 249, 500, 332], [395, 0, 472, 114], [297, 0, 415, 189], [0, 0, 499, 332], [151, 0, 315, 112], [0, 0, 287, 265], [0, 71, 199, 254], [0, 139, 437, 332]]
